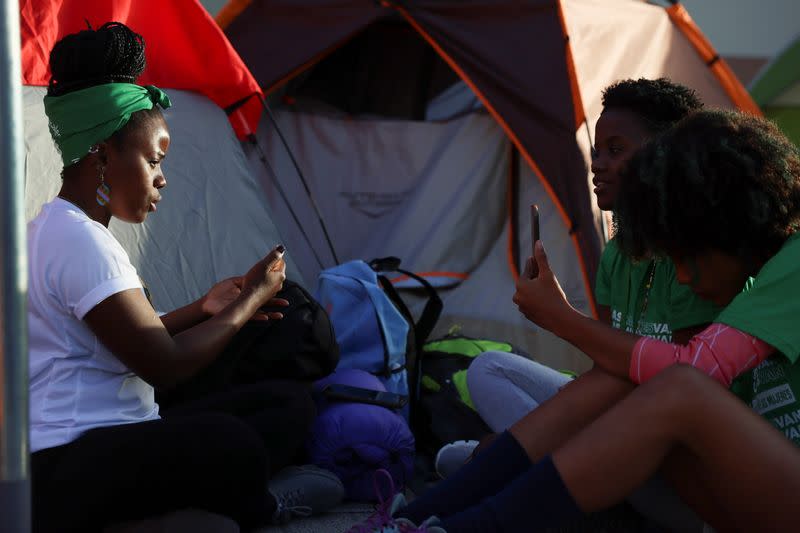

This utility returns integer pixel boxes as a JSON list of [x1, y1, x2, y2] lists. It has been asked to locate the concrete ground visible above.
[[255, 502, 375, 533]]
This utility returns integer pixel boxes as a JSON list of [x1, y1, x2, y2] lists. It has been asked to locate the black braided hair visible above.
[[614, 109, 800, 266], [47, 22, 163, 152], [602, 78, 704, 134], [48, 22, 146, 96]]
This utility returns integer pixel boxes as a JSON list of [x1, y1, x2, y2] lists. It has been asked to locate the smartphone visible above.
[[321, 384, 408, 410], [530, 204, 540, 279]]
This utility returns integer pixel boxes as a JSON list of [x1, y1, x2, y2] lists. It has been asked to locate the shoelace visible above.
[[273, 487, 313, 523], [347, 470, 433, 533]]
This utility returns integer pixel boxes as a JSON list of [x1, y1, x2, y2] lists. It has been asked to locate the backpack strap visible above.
[[371, 258, 442, 423], [369, 257, 443, 350]]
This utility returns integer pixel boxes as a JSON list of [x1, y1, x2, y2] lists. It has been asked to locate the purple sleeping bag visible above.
[[307, 369, 415, 501]]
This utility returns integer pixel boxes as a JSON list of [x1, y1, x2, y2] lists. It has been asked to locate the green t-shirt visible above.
[[720, 233, 800, 444], [595, 239, 720, 341]]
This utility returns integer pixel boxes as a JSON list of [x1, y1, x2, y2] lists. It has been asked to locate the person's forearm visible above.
[[551, 308, 640, 379], [160, 298, 209, 336], [159, 290, 264, 388]]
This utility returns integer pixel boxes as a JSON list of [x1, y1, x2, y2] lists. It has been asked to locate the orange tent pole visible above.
[[556, 0, 587, 130], [666, 3, 762, 116]]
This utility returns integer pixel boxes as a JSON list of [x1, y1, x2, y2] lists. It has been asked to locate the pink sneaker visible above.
[[346, 470, 445, 533]]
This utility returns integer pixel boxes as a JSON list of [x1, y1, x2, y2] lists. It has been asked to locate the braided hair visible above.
[[614, 109, 800, 266], [602, 78, 704, 134], [48, 22, 146, 96], [48, 22, 161, 148]]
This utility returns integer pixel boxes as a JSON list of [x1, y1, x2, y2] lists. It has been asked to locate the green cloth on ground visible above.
[[44, 83, 171, 167]]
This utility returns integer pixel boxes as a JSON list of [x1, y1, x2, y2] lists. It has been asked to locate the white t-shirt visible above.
[[28, 198, 160, 452]]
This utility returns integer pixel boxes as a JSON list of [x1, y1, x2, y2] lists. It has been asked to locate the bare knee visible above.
[[572, 364, 635, 395], [634, 365, 723, 416]]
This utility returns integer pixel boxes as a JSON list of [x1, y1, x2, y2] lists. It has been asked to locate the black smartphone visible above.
[[321, 384, 408, 410], [528, 204, 540, 279], [531, 203, 540, 253]]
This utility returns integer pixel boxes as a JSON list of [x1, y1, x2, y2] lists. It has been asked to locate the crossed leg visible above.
[[554, 365, 800, 531], [509, 365, 636, 462]]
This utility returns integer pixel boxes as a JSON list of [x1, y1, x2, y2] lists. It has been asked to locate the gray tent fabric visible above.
[[252, 109, 509, 286], [252, 106, 595, 371], [23, 87, 300, 312], [425, 81, 483, 121]]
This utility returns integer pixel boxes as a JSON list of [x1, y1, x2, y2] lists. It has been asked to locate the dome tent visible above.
[[219, 0, 758, 372]]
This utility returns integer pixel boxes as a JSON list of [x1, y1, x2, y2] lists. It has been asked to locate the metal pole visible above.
[[0, 0, 31, 531]]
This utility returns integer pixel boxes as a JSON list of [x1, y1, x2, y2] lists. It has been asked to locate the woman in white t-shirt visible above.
[[30, 23, 323, 533]]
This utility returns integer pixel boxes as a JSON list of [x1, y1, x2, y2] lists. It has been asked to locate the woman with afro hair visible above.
[[348, 111, 800, 532], [436, 79, 716, 531]]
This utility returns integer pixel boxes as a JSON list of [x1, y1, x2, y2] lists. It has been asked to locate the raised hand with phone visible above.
[[514, 205, 574, 333], [514, 241, 574, 330]]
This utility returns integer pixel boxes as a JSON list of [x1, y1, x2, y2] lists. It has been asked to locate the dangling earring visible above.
[[96, 168, 111, 207]]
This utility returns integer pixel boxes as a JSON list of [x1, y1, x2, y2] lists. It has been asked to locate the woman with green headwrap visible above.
[[28, 23, 332, 533]]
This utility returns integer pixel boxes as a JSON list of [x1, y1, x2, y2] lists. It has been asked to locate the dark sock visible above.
[[399, 431, 531, 523], [440, 455, 582, 532]]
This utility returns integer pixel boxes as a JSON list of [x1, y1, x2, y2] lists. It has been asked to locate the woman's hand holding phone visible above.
[[243, 245, 287, 305], [514, 240, 574, 333]]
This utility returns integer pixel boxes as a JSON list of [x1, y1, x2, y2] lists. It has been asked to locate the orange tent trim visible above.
[[264, 33, 364, 96], [389, 272, 470, 284], [557, 1, 587, 129], [507, 147, 521, 283], [666, 3, 762, 116]]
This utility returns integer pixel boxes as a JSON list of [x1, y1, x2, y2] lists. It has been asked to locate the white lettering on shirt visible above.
[[752, 384, 797, 415]]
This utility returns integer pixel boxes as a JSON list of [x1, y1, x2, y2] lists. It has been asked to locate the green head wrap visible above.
[[43, 83, 172, 167]]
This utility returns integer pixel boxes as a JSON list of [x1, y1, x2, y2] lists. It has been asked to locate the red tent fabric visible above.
[[20, 0, 262, 139]]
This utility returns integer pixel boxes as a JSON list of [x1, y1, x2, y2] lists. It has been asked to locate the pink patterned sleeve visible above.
[[630, 323, 775, 386]]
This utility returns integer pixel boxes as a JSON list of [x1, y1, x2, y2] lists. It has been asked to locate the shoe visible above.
[[267, 464, 345, 524], [346, 470, 446, 533], [434, 440, 478, 479]]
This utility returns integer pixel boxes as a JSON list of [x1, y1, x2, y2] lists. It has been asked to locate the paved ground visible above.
[[255, 502, 375, 533]]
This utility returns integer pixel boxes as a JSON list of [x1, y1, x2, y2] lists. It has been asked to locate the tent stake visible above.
[[0, 0, 31, 531]]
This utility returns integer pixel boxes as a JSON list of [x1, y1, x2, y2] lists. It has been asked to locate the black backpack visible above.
[[157, 279, 339, 407], [413, 332, 530, 455]]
